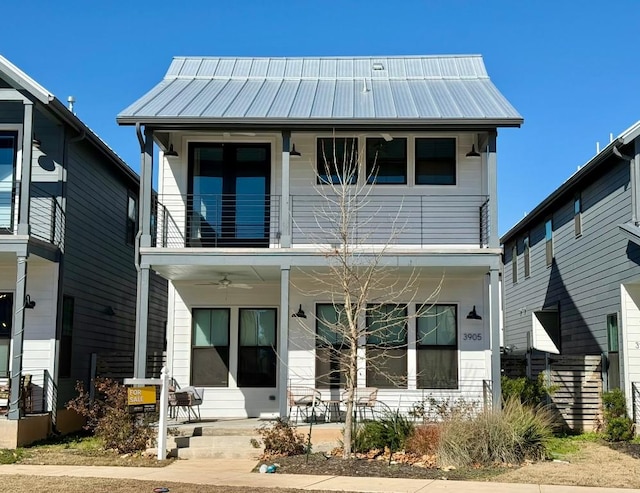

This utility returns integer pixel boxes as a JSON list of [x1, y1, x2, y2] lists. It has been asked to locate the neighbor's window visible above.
[[0, 293, 12, 378], [58, 296, 74, 378], [366, 304, 407, 388], [315, 304, 350, 389], [415, 138, 456, 185], [416, 304, 458, 389], [238, 308, 277, 387], [607, 313, 619, 353], [366, 138, 407, 184], [545, 219, 553, 267], [523, 234, 530, 278], [512, 244, 518, 284], [574, 193, 582, 237], [192, 308, 230, 387], [0, 132, 17, 232], [126, 191, 138, 246], [317, 137, 358, 184]]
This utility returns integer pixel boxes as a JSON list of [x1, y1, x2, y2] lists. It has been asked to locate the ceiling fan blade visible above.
[[231, 283, 252, 289]]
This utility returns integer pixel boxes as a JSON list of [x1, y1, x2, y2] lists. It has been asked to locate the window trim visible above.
[[607, 313, 619, 353], [315, 303, 351, 389], [574, 193, 582, 238], [0, 292, 14, 379], [415, 303, 459, 389], [191, 307, 231, 388], [523, 234, 530, 278], [512, 243, 518, 284], [414, 137, 458, 186], [0, 130, 20, 234], [545, 218, 554, 267]]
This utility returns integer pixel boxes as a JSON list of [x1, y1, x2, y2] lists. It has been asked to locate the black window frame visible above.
[[607, 313, 619, 353], [125, 190, 138, 246], [365, 304, 408, 389], [191, 308, 231, 387], [415, 137, 457, 185], [365, 138, 407, 185], [0, 131, 18, 234], [512, 243, 518, 284], [416, 303, 458, 389], [523, 234, 530, 278], [574, 193, 582, 238], [316, 137, 359, 185], [315, 303, 351, 389], [0, 292, 13, 378], [237, 308, 278, 388], [545, 218, 553, 267]]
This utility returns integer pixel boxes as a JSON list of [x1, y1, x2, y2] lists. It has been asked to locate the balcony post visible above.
[[486, 131, 498, 248], [278, 266, 290, 417], [280, 131, 291, 248], [133, 125, 153, 378], [489, 267, 501, 409]]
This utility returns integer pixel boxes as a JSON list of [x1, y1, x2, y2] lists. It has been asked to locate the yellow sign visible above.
[[127, 386, 156, 406]]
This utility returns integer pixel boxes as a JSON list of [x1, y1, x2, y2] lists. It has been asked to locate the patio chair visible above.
[[342, 387, 378, 421], [168, 380, 202, 423], [287, 387, 323, 424]]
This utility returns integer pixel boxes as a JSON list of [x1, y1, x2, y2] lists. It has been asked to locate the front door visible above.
[[188, 143, 271, 247]]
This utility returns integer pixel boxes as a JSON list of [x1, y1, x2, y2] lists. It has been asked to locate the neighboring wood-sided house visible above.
[[0, 55, 167, 446], [118, 55, 522, 419], [502, 120, 640, 419]]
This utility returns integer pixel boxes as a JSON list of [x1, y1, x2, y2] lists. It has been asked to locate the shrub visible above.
[[255, 418, 306, 457], [501, 374, 551, 406], [408, 395, 479, 423], [602, 388, 634, 441], [405, 424, 440, 456], [66, 378, 155, 454], [437, 397, 555, 467], [352, 410, 414, 454]]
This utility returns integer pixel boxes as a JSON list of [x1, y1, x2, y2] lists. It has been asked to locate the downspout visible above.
[[134, 123, 144, 275]]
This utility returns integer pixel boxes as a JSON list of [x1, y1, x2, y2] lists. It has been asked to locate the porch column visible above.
[[489, 267, 501, 409], [280, 131, 291, 248], [278, 266, 290, 417], [486, 131, 498, 248], [9, 102, 34, 420], [134, 125, 153, 378]]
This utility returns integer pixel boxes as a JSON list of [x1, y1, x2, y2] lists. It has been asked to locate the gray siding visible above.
[[61, 137, 167, 382], [503, 157, 639, 355]]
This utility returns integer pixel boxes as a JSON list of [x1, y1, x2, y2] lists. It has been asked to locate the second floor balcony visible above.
[[155, 193, 490, 250]]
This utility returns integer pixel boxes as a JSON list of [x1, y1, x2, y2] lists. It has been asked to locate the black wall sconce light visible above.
[[165, 144, 178, 157], [466, 144, 480, 157], [291, 304, 306, 318], [24, 295, 36, 309], [466, 305, 482, 320], [289, 144, 301, 157]]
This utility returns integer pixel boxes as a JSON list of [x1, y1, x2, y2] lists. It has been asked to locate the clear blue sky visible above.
[[2, 0, 639, 235]]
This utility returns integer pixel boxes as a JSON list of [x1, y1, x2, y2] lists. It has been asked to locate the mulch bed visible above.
[[257, 453, 505, 481], [607, 442, 640, 459]]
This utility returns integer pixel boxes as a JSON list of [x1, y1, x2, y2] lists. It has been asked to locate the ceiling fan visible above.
[[196, 274, 252, 289]]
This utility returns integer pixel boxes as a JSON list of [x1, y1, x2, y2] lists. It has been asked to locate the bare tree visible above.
[[291, 136, 442, 457]]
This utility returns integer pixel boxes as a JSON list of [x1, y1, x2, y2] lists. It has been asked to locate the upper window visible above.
[[574, 194, 582, 237], [545, 219, 553, 267], [523, 234, 530, 278], [512, 244, 518, 284], [365, 304, 407, 389], [315, 304, 350, 389], [0, 132, 17, 232], [317, 138, 358, 184], [416, 304, 458, 389], [415, 138, 456, 185], [607, 313, 619, 353], [126, 191, 138, 246], [238, 308, 277, 388], [366, 138, 407, 184], [192, 308, 230, 387]]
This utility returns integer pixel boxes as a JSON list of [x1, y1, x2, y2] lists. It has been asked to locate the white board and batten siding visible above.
[[621, 284, 640, 417], [168, 274, 491, 418]]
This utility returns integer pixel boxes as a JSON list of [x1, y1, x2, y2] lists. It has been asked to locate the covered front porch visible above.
[[152, 261, 499, 420]]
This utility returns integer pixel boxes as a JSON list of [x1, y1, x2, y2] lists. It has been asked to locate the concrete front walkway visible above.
[[0, 459, 637, 493]]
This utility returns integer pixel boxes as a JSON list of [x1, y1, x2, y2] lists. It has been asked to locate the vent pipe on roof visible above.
[[610, 133, 614, 143], [67, 96, 76, 114], [596, 141, 600, 153]]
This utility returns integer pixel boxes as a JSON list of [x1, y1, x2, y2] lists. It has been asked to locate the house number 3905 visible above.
[[463, 333, 482, 341]]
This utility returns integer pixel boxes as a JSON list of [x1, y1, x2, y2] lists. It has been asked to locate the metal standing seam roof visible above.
[[117, 55, 523, 126]]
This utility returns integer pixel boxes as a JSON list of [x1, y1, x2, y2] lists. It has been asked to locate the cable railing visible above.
[[154, 193, 490, 248]]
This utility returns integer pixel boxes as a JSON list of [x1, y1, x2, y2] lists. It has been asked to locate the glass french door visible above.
[[188, 143, 271, 247], [0, 133, 17, 233]]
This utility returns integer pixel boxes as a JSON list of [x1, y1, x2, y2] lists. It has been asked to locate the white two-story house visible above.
[[118, 55, 522, 419]]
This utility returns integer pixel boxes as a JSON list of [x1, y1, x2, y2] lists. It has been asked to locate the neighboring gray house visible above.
[[118, 55, 522, 419], [0, 55, 167, 446], [502, 121, 640, 413]]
